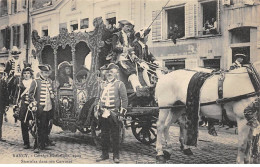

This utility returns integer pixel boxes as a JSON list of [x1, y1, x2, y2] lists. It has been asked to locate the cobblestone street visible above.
[[0, 111, 239, 164]]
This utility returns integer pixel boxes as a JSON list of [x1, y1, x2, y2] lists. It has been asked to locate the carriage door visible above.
[[56, 45, 74, 123]]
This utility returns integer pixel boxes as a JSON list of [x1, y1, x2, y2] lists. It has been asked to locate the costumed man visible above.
[[0, 69, 9, 142], [111, 20, 142, 92], [57, 61, 73, 88], [14, 66, 34, 149], [133, 27, 162, 86], [230, 53, 246, 70], [95, 63, 128, 164], [28, 64, 54, 153]]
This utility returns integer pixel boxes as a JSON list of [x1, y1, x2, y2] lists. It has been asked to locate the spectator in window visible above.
[[209, 18, 217, 34], [168, 24, 179, 44], [203, 20, 210, 34]]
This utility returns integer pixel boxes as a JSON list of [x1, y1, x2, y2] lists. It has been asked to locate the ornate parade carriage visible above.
[[31, 17, 158, 145]]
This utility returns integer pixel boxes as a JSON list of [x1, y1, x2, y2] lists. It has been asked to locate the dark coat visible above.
[[133, 40, 155, 63], [0, 79, 8, 114]]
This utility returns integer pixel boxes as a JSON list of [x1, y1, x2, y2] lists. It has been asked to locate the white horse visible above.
[[155, 63, 260, 164]]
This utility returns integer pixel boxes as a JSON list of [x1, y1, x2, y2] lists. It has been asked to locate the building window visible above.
[[0, 29, 5, 49], [164, 59, 185, 71], [232, 47, 250, 64], [59, 23, 67, 32], [13, 26, 20, 48], [0, 0, 8, 16], [230, 27, 250, 44], [80, 18, 89, 29], [167, 6, 185, 41], [70, 20, 78, 32], [11, 0, 18, 14], [22, 0, 27, 9], [201, 1, 218, 35], [106, 12, 116, 31], [71, 0, 76, 11], [203, 59, 220, 70], [23, 23, 29, 44], [42, 26, 48, 36]]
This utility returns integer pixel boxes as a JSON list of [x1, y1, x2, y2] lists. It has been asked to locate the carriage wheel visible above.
[[131, 116, 157, 145], [91, 118, 125, 148]]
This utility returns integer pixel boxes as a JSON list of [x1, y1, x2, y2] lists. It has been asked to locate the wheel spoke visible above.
[[149, 128, 156, 137]]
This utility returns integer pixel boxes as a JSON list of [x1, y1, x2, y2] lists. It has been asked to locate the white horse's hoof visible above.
[[183, 148, 193, 156], [156, 155, 166, 164], [163, 150, 171, 160]]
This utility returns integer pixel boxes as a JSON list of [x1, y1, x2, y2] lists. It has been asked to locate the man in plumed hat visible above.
[[111, 19, 142, 92], [230, 53, 246, 70], [95, 63, 128, 163], [28, 64, 55, 153]]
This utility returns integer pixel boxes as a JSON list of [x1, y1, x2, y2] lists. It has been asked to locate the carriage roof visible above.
[[32, 17, 106, 72]]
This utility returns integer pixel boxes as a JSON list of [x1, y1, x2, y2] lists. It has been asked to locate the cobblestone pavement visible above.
[[0, 111, 239, 164]]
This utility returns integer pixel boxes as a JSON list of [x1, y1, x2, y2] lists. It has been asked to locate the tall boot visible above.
[[142, 69, 151, 87], [128, 74, 141, 92]]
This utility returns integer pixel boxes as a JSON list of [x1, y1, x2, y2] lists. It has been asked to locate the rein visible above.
[[201, 91, 260, 106]]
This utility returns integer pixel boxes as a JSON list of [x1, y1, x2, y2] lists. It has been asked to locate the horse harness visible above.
[[203, 65, 260, 125]]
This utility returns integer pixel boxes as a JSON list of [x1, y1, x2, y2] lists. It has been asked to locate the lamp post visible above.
[[25, 0, 30, 63]]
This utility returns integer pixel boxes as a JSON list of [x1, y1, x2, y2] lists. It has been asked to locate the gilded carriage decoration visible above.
[[32, 17, 106, 131]]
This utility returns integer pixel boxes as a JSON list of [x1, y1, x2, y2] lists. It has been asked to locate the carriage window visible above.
[[70, 20, 78, 32], [201, 1, 218, 35], [167, 7, 185, 40], [106, 12, 116, 31], [80, 18, 89, 29], [84, 52, 92, 70], [42, 26, 48, 36]]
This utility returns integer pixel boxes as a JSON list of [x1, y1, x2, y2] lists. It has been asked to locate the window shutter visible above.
[[152, 10, 162, 41], [185, 1, 198, 38], [217, 0, 221, 33]]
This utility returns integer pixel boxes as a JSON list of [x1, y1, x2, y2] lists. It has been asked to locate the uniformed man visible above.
[[111, 20, 142, 92], [230, 53, 246, 70], [95, 63, 128, 163], [28, 64, 55, 153]]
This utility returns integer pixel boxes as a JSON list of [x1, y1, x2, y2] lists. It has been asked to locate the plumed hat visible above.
[[58, 61, 72, 70], [118, 20, 134, 26], [100, 63, 119, 71], [38, 64, 52, 71]]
